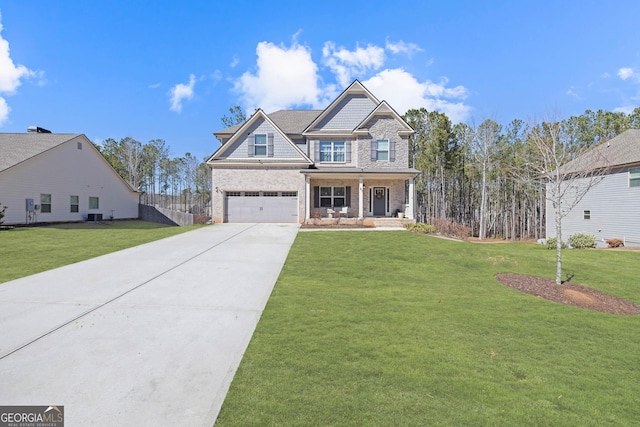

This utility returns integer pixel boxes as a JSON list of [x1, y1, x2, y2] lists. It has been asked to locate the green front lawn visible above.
[[0, 220, 200, 283], [216, 231, 640, 426]]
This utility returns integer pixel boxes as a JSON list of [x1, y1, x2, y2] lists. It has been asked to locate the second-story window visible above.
[[371, 139, 396, 162], [254, 134, 267, 156], [376, 139, 389, 160], [319, 141, 345, 162]]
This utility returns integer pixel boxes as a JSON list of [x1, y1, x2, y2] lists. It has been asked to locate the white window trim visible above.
[[254, 134, 267, 157], [319, 141, 345, 163], [320, 186, 346, 207], [376, 139, 389, 161]]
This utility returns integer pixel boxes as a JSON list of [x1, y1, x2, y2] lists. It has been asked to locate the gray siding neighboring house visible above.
[[545, 129, 640, 247], [207, 80, 419, 224]]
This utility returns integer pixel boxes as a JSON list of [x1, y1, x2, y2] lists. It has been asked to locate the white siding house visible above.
[[0, 131, 140, 225], [546, 129, 640, 247]]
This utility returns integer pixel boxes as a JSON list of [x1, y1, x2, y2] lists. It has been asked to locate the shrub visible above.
[[606, 238, 624, 248], [430, 217, 471, 240], [568, 233, 596, 249], [405, 223, 436, 234], [546, 237, 567, 250], [0, 202, 6, 225]]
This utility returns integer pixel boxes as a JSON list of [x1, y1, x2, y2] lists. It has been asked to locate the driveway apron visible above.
[[0, 223, 299, 426]]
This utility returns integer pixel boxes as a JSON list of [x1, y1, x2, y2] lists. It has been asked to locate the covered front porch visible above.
[[301, 168, 418, 221]]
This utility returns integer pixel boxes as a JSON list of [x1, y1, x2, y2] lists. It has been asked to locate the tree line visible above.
[[95, 138, 211, 215], [403, 107, 640, 241]]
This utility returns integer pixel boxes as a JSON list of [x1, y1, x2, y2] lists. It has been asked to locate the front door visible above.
[[373, 187, 386, 216]]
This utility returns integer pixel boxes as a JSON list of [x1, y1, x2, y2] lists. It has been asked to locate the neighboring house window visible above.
[[584, 210, 590, 220], [371, 139, 395, 161], [319, 141, 345, 162], [70, 195, 79, 213], [630, 167, 640, 187], [254, 134, 267, 156], [40, 194, 51, 213], [89, 197, 99, 210]]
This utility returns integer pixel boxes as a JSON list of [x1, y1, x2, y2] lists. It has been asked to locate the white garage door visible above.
[[224, 191, 298, 223]]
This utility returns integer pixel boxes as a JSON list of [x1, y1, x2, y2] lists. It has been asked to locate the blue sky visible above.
[[1, 1, 639, 159]]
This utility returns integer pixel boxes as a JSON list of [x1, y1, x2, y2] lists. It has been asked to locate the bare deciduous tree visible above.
[[527, 118, 609, 284]]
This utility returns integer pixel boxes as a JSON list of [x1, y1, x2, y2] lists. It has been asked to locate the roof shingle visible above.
[[0, 133, 80, 172]]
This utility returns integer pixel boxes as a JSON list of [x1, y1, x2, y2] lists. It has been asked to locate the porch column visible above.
[[407, 177, 415, 220], [358, 176, 364, 219], [305, 175, 311, 220]]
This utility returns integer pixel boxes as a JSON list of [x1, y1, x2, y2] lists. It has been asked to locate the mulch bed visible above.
[[495, 273, 640, 315]]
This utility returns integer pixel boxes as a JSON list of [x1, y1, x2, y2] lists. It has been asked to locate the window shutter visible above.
[[371, 140, 377, 161], [267, 133, 274, 157], [390, 140, 396, 162], [345, 141, 351, 163], [247, 134, 254, 157], [313, 186, 319, 208], [345, 186, 351, 207], [314, 141, 320, 162]]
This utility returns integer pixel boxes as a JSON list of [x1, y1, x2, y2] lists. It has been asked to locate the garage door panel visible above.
[[225, 192, 298, 223]]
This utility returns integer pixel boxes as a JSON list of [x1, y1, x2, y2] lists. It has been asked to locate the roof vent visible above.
[[27, 126, 52, 133]]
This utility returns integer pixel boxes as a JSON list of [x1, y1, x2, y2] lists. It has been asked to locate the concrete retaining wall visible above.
[[139, 205, 194, 226]]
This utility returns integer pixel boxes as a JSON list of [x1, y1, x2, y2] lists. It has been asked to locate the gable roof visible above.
[[354, 100, 414, 136], [208, 109, 313, 164], [0, 132, 139, 193], [561, 129, 640, 173], [215, 110, 322, 139], [303, 80, 380, 134], [0, 133, 81, 172]]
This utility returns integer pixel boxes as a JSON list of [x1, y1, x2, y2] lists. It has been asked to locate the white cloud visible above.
[[0, 13, 38, 125], [363, 69, 471, 122], [322, 42, 385, 87], [233, 38, 471, 122], [385, 39, 423, 57], [235, 41, 325, 113], [169, 74, 196, 113], [230, 55, 239, 68], [566, 87, 581, 99], [617, 67, 636, 81]]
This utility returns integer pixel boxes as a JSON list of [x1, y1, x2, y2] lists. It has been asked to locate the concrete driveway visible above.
[[0, 223, 299, 426]]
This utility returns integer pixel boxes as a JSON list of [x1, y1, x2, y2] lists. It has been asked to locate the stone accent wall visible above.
[[211, 167, 305, 223], [357, 117, 410, 169]]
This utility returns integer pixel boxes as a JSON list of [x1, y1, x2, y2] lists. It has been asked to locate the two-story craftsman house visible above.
[[207, 80, 419, 224]]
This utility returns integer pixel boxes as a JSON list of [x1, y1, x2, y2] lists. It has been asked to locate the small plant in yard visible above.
[[404, 223, 436, 234], [546, 237, 567, 250], [568, 233, 596, 249], [606, 238, 624, 248], [0, 202, 6, 225]]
